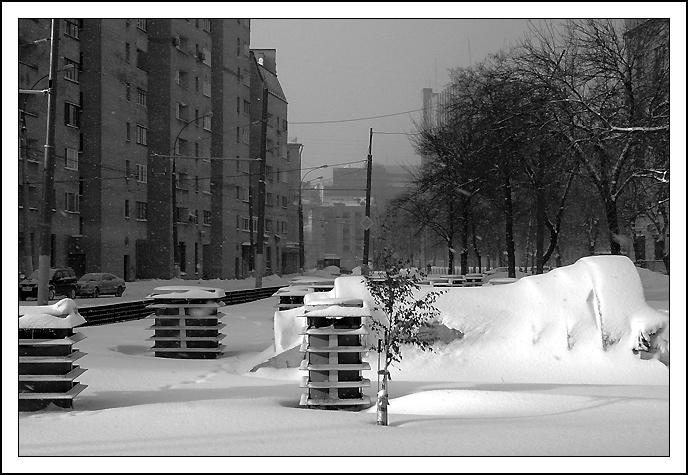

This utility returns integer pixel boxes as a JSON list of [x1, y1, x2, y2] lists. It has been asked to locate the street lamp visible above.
[[299, 165, 327, 273], [171, 111, 212, 278]]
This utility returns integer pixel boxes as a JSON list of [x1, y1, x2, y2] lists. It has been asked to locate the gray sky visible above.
[[250, 18, 535, 179]]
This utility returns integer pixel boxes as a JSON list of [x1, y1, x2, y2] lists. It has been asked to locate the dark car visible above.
[[19, 267, 78, 301], [76, 272, 126, 298]]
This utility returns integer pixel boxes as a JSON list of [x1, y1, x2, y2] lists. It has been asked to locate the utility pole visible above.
[[363, 128, 373, 269], [37, 19, 60, 305], [20, 112, 34, 277], [255, 87, 268, 288]]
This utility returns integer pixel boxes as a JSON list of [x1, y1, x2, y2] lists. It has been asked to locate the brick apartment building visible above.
[[18, 18, 300, 280]]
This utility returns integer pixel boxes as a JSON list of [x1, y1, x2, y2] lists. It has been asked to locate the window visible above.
[[176, 172, 188, 190], [242, 69, 250, 87], [136, 48, 148, 71], [195, 176, 199, 192], [242, 127, 250, 144], [126, 122, 131, 141], [195, 76, 200, 93], [202, 48, 211, 66], [203, 115, 211, 131], [235, 127, 240, 143], [64, 191, 79, 213], [64, 102, 80, 127], [136, 125, 147, 145], [265, 219, 272, 232], [281, 196, 288, 208], [125, 43, 130, 63], [236, 97, 241, 113], [136, 87, 147, 107], [176, 102, 189, 121], [124, 199, 130, 219], [236, 38, 241, 57], [203, 210, 211, 225], [202, 79, 211, 97], [266, 192, 273, 207], [136, 19, 147, 32], [175, 138, 188, 156], [243, 100, 250, 115], [242, 217, 251, 232], [64, 58, 79, 82], [126, 83, 131, 101], [64, 19, 80, 39], [266, 166, 273, 182], [125, 160, 131, 177], [176, 70, 189, 89], [136, 163, 147, 183], [65, 148, 79, 170], [136, 201, 147, 220], [173, 35, 188, 51]]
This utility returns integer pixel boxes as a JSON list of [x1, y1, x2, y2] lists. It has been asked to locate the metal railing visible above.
[[79, 286, 282, 327]]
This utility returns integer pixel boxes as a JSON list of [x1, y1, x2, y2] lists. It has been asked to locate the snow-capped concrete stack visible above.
[[298, 298, 371, 408], [18, 299, 88, 411], [146, 286, 227, 359], [272, 277, 336, 311]]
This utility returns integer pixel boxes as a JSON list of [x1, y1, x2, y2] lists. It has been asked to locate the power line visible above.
[[290, 108, 427, 125]]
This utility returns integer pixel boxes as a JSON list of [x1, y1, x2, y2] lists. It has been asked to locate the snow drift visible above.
[[253, 256, 669, 385]]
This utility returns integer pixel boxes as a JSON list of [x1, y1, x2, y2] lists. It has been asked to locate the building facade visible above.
[[301, 163, 413, 270], [18, 19, 298, 280]]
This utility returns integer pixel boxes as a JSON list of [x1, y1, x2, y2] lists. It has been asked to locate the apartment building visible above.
[[18, 19, 298, 280]]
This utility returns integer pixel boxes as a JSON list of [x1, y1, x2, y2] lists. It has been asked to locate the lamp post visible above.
[[35, 19, 60, 305], [299, 165, 327, 273], [171, 111, 212, 278]]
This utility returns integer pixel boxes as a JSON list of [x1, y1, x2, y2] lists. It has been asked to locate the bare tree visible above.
[[517, 19, 669, 256]]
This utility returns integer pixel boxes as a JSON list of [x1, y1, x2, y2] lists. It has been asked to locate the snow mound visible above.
[[255, 256, 669, 384], [19, 298, 86, 328]]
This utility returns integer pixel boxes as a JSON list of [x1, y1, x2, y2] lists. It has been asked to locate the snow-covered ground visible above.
[[5, 257, 684, 471]]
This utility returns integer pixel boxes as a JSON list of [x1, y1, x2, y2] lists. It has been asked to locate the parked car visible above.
[[76, 272, 126, 298], [19, 267, 78, 301]]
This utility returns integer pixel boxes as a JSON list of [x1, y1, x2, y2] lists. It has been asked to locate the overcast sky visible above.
[[246, 5, 684, 182], [250, 18, 536, 180]]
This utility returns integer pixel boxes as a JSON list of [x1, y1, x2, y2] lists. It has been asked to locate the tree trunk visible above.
[[501, 160, 517, 278], [604, 197, 622, 255], [535, 184, 546, 273], [460, 195, 469, 274], [470, 218, 482, 272], [447, 200, 455, 273]]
